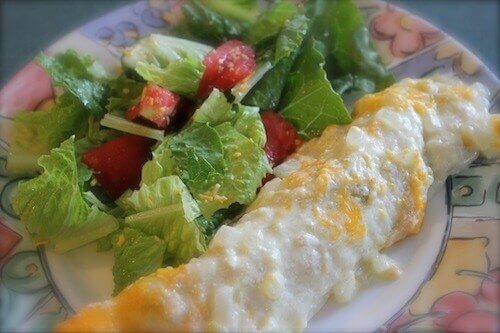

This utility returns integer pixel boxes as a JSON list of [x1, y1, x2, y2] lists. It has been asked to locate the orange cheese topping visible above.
[[353, 79, 474, 118], [338, 185, 365, 241], [55, 305, 116, 332], [492, 114, 500, 149]]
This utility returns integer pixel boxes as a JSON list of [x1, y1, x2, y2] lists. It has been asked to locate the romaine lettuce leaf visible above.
[[207, 122, 269, 213], [232, 104, 266, 147], [119, 175, 206, 267], [122, 34, 211, 70], [96, 231, 119, 252], [74, 116, 121, 154], [125, 206, 206, 267], [37, 50, 110, 116], [177, 0, 248, 45], [308, 0, 395, 95], [274, 13, 309, 64], [202, 0, 259, 23], [7, 92, 88, 175], [12, 137, 119, 253], [112, 227, 165, 293], [135, 57, 204, 99], [246, 0, 297, 46], [169, 121, 269, 217], [106, 74, 146, 116], [241, 57, 295, 110], [169, 124, 225, 194], [117, 175, 200, 222], [125, 203, 207, 266], [280, 38, 351, 139], [195, 202, 244, 238], [122, 34, 211, 98], [140, 139, 174, 186], [191, 89, 234, 125], [100, 114, 165, 141], [242, 14, 309, 110]]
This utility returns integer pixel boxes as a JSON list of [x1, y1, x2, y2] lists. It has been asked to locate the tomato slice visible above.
[[198, 40, 256, 99], [125, 104, 141, 121], [261, 110, 302, 168], [82, 135, 153, 199], [126, 84, 180, 129]]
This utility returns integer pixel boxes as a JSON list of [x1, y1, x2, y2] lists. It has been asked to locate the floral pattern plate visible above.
[[0, 1, 498, 331]]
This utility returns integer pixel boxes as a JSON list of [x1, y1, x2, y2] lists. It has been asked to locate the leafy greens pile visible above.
[[9, 0, 393, 293]]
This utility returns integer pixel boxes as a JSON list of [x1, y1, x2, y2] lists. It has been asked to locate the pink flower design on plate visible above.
[[0, 61, 54, 117], [370, 5, 442, 58]]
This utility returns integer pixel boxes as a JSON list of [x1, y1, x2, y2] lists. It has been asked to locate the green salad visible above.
[[9, 0, 393, 293]]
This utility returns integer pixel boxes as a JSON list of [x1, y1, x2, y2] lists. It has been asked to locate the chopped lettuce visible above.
[[140, 92, 269, 218], [100, 114, 165, 141], [118, 175, 206, 267], [240, 58, 294, 110], [117, 175, 200, 222], [112, 228, 166, 293], [126, 206, 206, 267], [74, 116, 121, 153], [169, 124, 225, 197], [274, 13, 310, 64], [141, 143, 173, 184], [177, 0, 248, 44], [169, 123, 269, 217], [121, 34, 211, 98], [202, 0, 259, 23], [191, 89, 234, 125], [308, 0, 394, 95], [280, 38, 351, 139], [12, 138, 119, 253], [37, 50, 110, 116], [246, 0, 297, 46], [106, 74, 146, 116], [122, 34, 211, 69], [135, 57, 204, 99], [242, 14, 309, 110], [232, 104, 266, 147], [7, 93, 88, 175], [140, 140, 174, 186], [96, 231, 118, 252], [208, 122, 269, 213], [7, 51, 115, 175], [196, 202, 244, 238]]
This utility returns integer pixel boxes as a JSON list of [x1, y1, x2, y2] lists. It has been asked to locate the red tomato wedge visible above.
[[126, 84, 180, 129], [261, 110, 302, 167], [198, 40, 256, 99], [125, 104, 141, 121], [82, 135, 153, 199]]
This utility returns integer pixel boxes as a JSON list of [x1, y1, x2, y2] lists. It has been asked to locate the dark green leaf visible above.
[[37, 50, 110, 116], [308, 0, 394, 94], [242, 14, 309, 110], [177, 0, 247, 45], [196, 202, 244, 237], [246, 0, 298, 46], [106, 74, 146, 116], [202, 0, 259, 23], [280, 37, 351, 139]]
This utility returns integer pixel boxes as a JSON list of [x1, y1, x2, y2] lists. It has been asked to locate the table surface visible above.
[[0, 0, 498, 85]]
